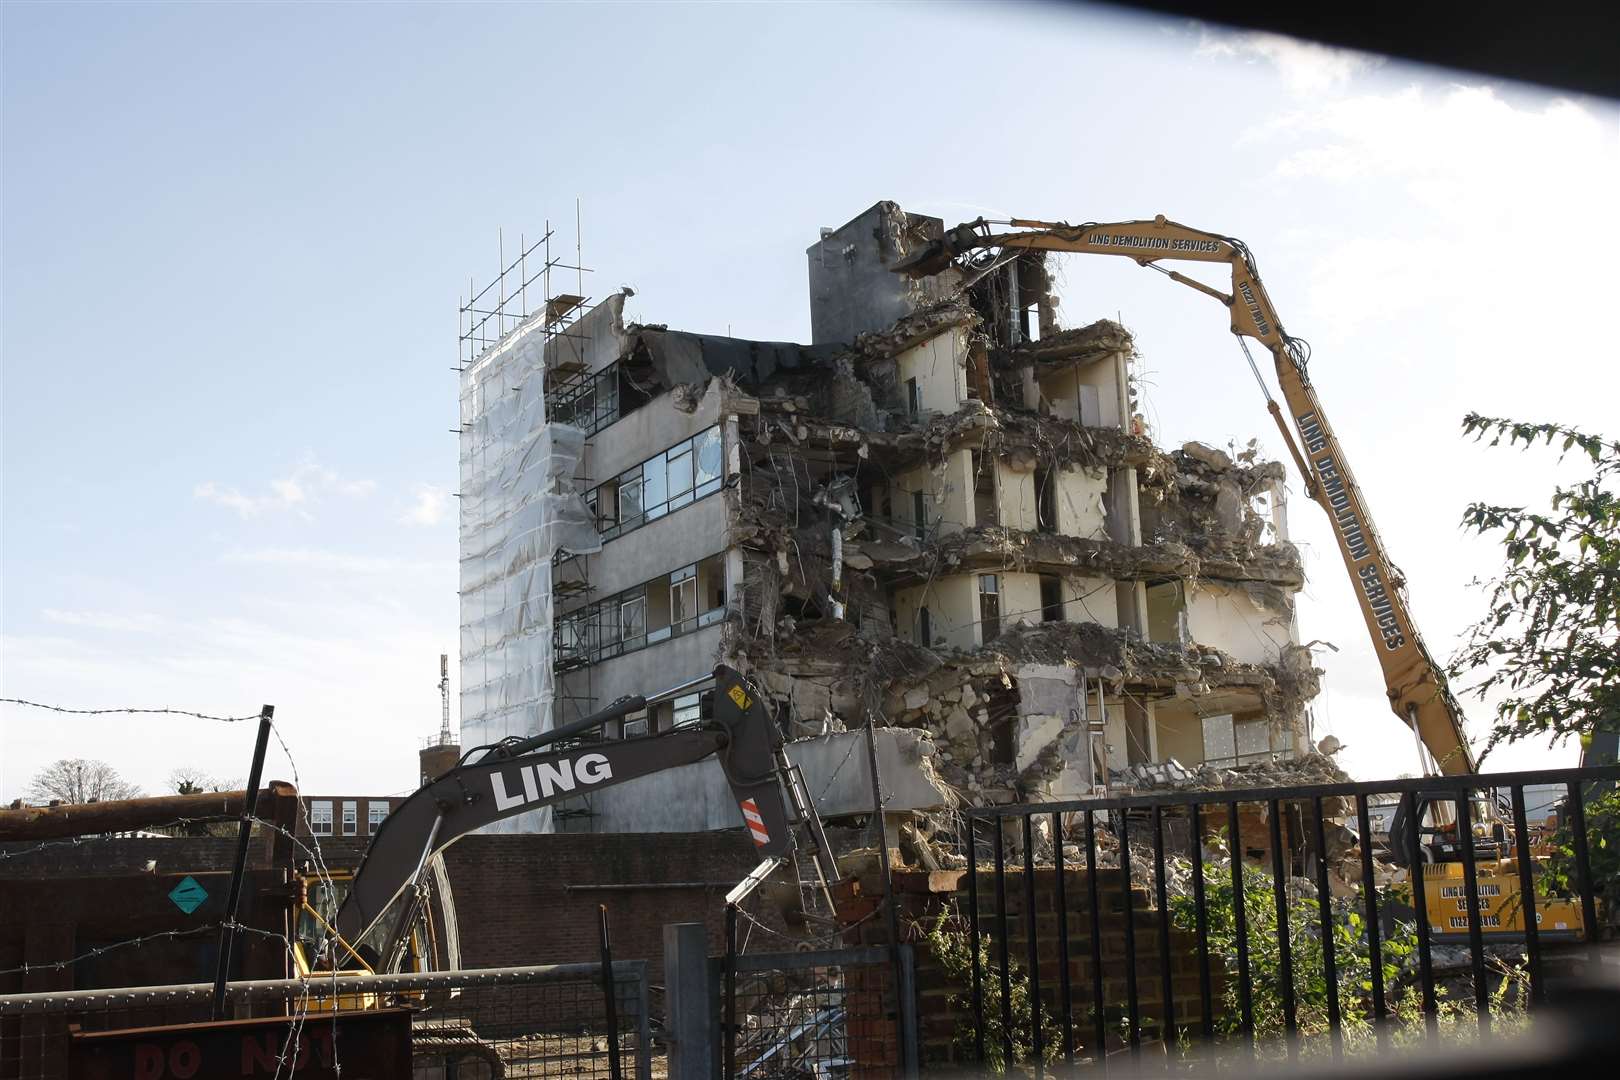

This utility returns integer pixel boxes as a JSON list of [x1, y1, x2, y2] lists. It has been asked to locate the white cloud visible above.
[[194, 456, 375, 519], [1251, 85, 1618, 340], [1196, 28, 1378, 95], [220, 547, 440, 576], [41, 609, 164, 633], [400, 485, 450, 527]]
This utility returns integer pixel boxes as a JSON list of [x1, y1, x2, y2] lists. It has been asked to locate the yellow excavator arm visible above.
[[897, 214, 1475, 775]]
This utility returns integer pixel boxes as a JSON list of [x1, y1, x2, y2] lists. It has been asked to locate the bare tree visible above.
[[25, 758, 142, 804], [167, 766, 222, 795]]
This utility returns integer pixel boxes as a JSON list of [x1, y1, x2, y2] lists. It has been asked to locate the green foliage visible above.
[[1450, 413, 1619, 758], [1541, 787, 1620, 929], [922, 910, 1061, 1073], [1168, 836, 1408, 1044], [1168, 834, 1527, 1057]]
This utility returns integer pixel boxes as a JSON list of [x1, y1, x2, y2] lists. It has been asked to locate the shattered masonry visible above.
[[525, 199, 1326, 838]]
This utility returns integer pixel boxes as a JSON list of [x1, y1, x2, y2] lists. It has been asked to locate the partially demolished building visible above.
[[457, 201, 1320, 833]]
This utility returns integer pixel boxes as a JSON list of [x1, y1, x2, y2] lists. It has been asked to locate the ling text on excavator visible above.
[[300, 664, 838, 977]]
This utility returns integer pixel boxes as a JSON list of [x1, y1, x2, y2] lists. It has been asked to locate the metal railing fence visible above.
[[956, 764, 1619, 1070]]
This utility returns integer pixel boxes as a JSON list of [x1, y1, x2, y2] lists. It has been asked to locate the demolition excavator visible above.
[[893, 214, 1588, 940], [295, 664, 838, 978]]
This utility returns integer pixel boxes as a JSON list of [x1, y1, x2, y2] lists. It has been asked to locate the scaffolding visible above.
[[456, 206, 603, 832]]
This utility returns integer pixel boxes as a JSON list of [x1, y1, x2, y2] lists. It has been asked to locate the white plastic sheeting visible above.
[[458, 313, 604, 832]]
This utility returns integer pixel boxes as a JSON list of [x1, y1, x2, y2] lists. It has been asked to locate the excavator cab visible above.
[[288, 867, 456, 1012], [1389, 791, 1586, 942]]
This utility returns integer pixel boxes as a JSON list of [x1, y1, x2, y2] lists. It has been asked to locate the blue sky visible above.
[[4, 1, 1617, 799]]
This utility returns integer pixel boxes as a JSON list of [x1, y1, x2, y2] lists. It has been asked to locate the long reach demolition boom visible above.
[[895, 215, 1473, 775]]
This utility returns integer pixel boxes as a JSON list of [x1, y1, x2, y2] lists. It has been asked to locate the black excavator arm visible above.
[[329, 665, 824, 957]]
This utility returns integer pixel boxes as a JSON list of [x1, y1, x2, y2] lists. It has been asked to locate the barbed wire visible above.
[[0, 925, 220, 977], [0, 817, 236, 861], [0, 693, 345, 1076], [0, 698, 260, 722], [264, 717, 343, 1079]]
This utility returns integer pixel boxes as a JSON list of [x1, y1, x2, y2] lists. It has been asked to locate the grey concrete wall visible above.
[[587, 383, 723, 484], [586, 727, 950, 833], [567, 621, 726, 709], [578, 496, 728, 600], [807, 202, 948, 346]]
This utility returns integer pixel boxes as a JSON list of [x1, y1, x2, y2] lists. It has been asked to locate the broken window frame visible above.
[[906, 377, 921, 416], [918, 606, 932, 647], [971, 451, 997, 527], [1039, 574, 1063, 623], [912, 490, 928, 541], [621, 710, 649, 739], [1035, 465, 1056, 534], [978, 573, 1001, 644], [547, 361, 631, 435], [670, 564, 697, 627]]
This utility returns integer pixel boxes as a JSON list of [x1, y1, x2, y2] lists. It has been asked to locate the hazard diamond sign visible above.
[[168, 875, 208, 914]]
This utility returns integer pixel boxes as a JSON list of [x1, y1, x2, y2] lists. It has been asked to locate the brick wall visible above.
[[437, 829, 785, 983], [836, 866, 1226, 1069], [1, 827, 772, 995], [0, 833, 371, 995]]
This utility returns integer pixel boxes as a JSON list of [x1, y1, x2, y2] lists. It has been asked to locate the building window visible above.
[[618, 471, 644, 529], [1040, 574, 1063, 622], [671, 565, 697, 627], [673, 692, 704, 728], [912, 491, 927, 540], [694, 427, 724, 490], [310, 801, 333, 835], [972, 452, 997, 527], [918, 606, 932, 647], [553, 554, 727, 671], [622, 710, 648, 738], [367, 802, 389, 832], [906, 377, 920, 415], [620, 595, 646, 644], [594, 426, 725, 542], [1235, 717, 1272, 761], [341, 801, 357, 836], [978, 574, 1001, 644], [1202, 714, 1241, 765], [1035, 466, 1056, 533]]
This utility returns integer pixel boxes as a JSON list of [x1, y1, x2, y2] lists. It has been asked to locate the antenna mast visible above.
[[438, 653, 452, 746]]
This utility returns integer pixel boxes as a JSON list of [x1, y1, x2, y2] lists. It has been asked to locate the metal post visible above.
[[211, 704, 273, 1021], [1355, 794, 1388, 1048], [724, 903, 738, 1080], [1268, 799, 1298, 1058], [599, 906, 623, 1080], [1455, 794, 1490, 1033], [861, 709, 907, 1073], [966, 817, 985, 1065], [1509, 787, 1543, 1008], [663, 923, 712, 1080]]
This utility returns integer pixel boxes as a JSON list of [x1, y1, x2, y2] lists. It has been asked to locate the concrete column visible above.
[[663, 922, 713, 1080]]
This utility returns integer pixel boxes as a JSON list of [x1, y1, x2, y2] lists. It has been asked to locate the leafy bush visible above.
[[1542, 786, 1620, 930], [1169, 833, 1527, 1057], [921, 910, 1062, 1072]]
